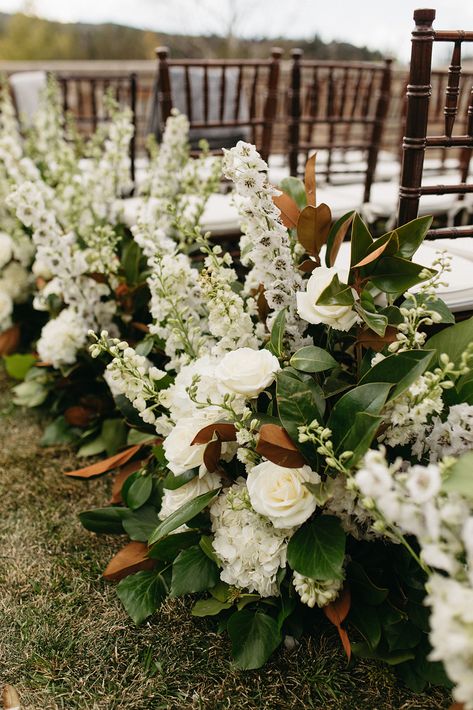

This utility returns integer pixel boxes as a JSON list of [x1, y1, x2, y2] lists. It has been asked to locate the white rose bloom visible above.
[[0, 289, 13, 330], [247, 460, 320, 529], [215, 347, 280, 398], [163, 413, 236, 476], [159, 470, 221, 520], [0, 232, 13, 269], [37, 309, 87, 368], [296, 266, 358, 332]]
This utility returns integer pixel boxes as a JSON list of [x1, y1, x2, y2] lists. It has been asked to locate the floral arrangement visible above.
[[72, 141, 473, 708]]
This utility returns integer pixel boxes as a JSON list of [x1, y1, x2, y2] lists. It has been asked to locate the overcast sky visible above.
[[0, 0, 472, 62]]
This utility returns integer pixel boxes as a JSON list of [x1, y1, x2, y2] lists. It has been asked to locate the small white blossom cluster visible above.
[[210, 478, 292, 597], [292, 572, 344, 608], [223, 141, 307, 350], [423, 403, 473, 462], [0, 230, 32, 331]]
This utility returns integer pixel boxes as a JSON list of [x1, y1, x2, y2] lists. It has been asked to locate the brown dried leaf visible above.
[[297, 204, 332, 257], [2, 685, 21, 709], [65, 444, 142, 478], [449, 705, 465, 710], [256, 423, 306, 468], [329, 213, 354, 267], [356, 326, 398, 352], [110, 458, 147, 504], [131, 321, 150, 334], [272, 191, 300, 229], [256, 285, 269, 322], [0, 324, 20, 356], [304, 153, 317, 207], [352, 240, 390, 268], [64, 405, 96, 428], [323, 586, 351, 660], [192, 422, 237, 446], [203, 439, 222, 473], [103, 541, 154, 581], [298, 258, 319, 273]]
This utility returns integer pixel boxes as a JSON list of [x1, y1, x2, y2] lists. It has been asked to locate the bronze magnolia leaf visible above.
[[256, 423, 306, 468], [65, 444, 143, 478], [304, 153, 317, 207], [0, 324, 20, 356], [352, 240, 391, 268], [298, 258, 319, 273], [203, 439, 222, 472], [329, 213, 355, 267], [110, 458, 148, 504], [191, 422, 237, 446], [272, 191, 300, 229], [103, 541, 154, 581], [64, 405, 96, 428], [297, 204, 332, 257], [323, 586, 352, 660], [356, 326, 398, 352]]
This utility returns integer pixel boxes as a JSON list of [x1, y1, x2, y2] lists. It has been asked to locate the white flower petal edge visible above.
[[296, 265, 358, 332], [214, 347, 280, 398]]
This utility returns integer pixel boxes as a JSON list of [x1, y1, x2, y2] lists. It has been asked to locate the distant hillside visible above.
[[0, 12, 384, 61]]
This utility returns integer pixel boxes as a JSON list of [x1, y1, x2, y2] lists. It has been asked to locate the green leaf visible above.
[[442, 452, 473, 498], [115, 394, 156, 432], [370, 256, 433, 294], [127, 429, 156, 445], [122, 239, 142, 286], [79, 507, 127, 534], [236, 594, 261, 611], [290, 345, 337, 373], [163, 469, 198, 490], [3, 353, 36, 380], [385, 621, 423, 652], [170, 545, 220, 597], [117, 570, 168, 624], [270, 308, 286, 358], [191, 597, 232, 617], [349, 606, 381, 650], [426, 316, 473, 368], [77, 435, 106, 457], [12, 380, 48, 407], [122, 505, 161, 542], [276, 369, 325, 459], [348, 561, 389, 605], [406, 293, 454, 325], [40, 416, 79, 446], [359, 350, 434, 401], [122, 472, 153, 511], [316, 273, 355, 306], [101, 418, 127, 457], [227, 610, 282, 669], [342, 412, 383, 467], [199, 535, 220, 565], [325, 211, 355, 268], [280, 176, 307, 210], [287, 516, 346, 580], [149, 531, 200, 561], [327, 382, 391, 451], [351, 642, 415, 666], [350, 213, 373, 268], [148, 489, 220, 545], [355, 304, 388, 336], [393, 215, 433, 259]]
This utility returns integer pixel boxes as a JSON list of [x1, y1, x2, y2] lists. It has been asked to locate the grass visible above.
[[0, 371, 453, 710]]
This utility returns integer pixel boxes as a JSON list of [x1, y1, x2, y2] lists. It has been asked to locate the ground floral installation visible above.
[[57, 140, 473, 709]]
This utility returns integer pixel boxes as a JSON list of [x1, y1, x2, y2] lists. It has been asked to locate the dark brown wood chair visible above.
[[55, 72, 138, 182], [288, 52, 393, 204], [398, 8, 473, 237], [148, 47, 282, 161]]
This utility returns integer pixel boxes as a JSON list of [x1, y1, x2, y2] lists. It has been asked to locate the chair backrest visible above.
[[398, 8, 473, 237], [55, 72, 138, 182], [148, 47, 282, 160], [288, 52, 393, 203]]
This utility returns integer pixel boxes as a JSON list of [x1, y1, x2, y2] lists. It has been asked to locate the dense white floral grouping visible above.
[[292, 572, 344, 608]]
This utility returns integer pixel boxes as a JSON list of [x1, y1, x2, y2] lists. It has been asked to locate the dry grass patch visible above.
[[0, 372, 452, 709]]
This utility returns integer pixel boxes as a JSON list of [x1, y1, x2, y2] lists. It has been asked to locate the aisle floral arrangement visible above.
[[68, 141, 473, 709]]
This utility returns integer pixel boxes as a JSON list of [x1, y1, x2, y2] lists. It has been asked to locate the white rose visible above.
[[296, 266, 358, 332], [159, 470, 221, 520], [247, 460, 320, 529], [0, 232, 13, 269], [163, 413, 236, 476], [215, 347, 280, 398]]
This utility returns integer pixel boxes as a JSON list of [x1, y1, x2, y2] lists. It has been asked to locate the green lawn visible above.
[[0, 373, 453, 710]]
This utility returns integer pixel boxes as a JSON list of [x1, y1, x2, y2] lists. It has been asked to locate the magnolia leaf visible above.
[[297, 204, 332, 256], [327, 382, 390, 450], [102, 418, 127, 457], [170, 545, 219, 597], [304, 153, 317, 206], [148, 531, 200, 561], [427, 316, 473, 368], [256, 423, 306, 468], [352, 237, 393, 268], [350, 213, 373, 269], [359, 349, 434, 401], [272, 191, 300, 228], [65, 444, 142, 478], [110, 459, 145, 503], [200, 535, 221, 565], [117, 569, 168, 625], [316, 273, 355, 307], [203, 438, 222, 473], [227, 610, 282, 669], [191, 422, 237, 445], [356, 326, 398, 352], [287, 516, 346, 580], [163, 469, 198, 490], [270, 308, 286, 357], [276, 369, 325, 460], [103, 541, 154, 581], [342, 412, 383, 467], [394, 215, 433, 259], [79, 506, 128, 535], [121, 471, 153, 510], [298, 258, 318, 273], [279, 176, 307, 210], [370, 256, 433, 294], [78, 435, 106, 458], [0, 324, 20, 356], [148, 489, 220, 545], [290, 345, 337, 373], [355, 304, 388, 337], [325, 211, 355, 267], [64, 405, 96, 428], [323, 586, 352, 660]]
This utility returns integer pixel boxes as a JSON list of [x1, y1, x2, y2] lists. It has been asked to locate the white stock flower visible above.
[[215, 347, 280, 398], [247, 461, 320, 528], [292, 572, 344, 608], [0, 231, 13, 269], [210, 478, 291, 597], [159, 470, 221, 520], [0, 261, 30, 302], [0, 289, 13, 330], [296, 266, 358, 331], [405, 464, 441, 503]]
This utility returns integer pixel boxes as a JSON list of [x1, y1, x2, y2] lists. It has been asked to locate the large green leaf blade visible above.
[[359, 350, 434, 401], [79, 507, 127, 534], [170, 545, 220, 597], [227, 610, 282, 669], [117, 569, 168, 624], [327, 382, 391, 450], [287, 516, 346, 580], [290, 345, 337, 373], [148, 489, 220, 545], [426, 316, 473, 368]]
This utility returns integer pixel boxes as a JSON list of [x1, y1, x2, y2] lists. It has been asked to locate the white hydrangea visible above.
[[292, 572, 344, 608], [0, 289, 13, 331], [37, 308, 88, 367], [210, 478, 291, 597], [0, 261, 30, 302], [159, 470, 222, 521], [0, 231, 13, 269]]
